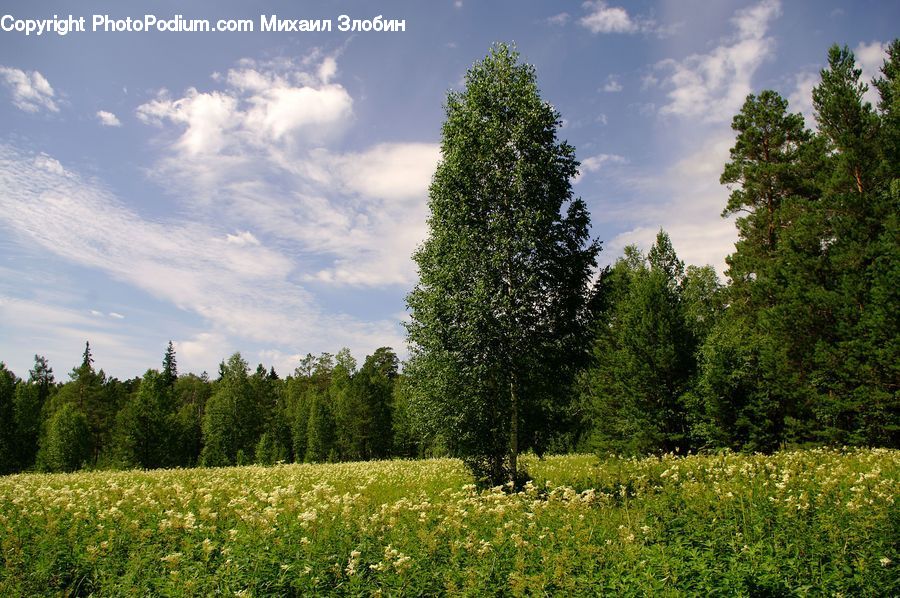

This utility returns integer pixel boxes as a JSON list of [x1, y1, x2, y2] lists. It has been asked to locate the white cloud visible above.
[[855, 40, 888, 106], [226, 230, 260, 246], [641, 72, 659, 90], [656, 0, 782, 123], [109, 312, 125, 319], [602, 75, 623, 92], [788, 71, 818, 128], [330, 143, 440, 202], [547, 12, 570, 26], [0, 143, 404, 373], [582, 153, 627, 172], [601, 134, 737, 275], [137, 53, 439, 289], [96, 110, 121, 127], [174, 332, 231, 374], [34, 153, 65, 175], [137, 57, 352, 156], [574, 153, 627, 184], [0, 66, 59, 113], [580, 1, 640, 34], [295, 142, 440, 286], [318, 56, 338, 84]]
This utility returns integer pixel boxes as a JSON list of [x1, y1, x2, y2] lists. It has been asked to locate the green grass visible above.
[[1, 448, 897, 595]]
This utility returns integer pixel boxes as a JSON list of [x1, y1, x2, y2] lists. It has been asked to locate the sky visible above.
[[0, 0, 897, 379]]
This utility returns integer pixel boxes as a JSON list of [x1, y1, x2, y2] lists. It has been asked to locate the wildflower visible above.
[[346, 549, 362, 576], [160, 552, 183, 567]]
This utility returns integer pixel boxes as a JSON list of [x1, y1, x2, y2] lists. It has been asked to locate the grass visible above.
[[1, 448, 897, 595]]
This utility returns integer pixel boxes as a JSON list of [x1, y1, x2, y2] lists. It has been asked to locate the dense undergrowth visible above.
[[1, 448, 897, 595]]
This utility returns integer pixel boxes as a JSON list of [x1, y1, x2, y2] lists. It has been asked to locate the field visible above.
[[1, 449, 897, 596]]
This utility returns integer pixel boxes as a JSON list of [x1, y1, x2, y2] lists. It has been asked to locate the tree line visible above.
[[0, 342, 429, 473], [0, 41, 897, 480]]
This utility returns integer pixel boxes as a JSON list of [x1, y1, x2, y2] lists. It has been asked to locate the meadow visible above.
[[1, 448, 897, 596]]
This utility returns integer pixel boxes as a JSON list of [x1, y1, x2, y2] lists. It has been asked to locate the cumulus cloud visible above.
[[656, 0, 782, 123], [574, 153, 627, 185], [855, 40, 888, 106], [0, 66, 59, 113], [602, 75, 623, 92], [580, 1, 640, 34], [226, 230, 260, 246], [579, 1, 662, 35], [137, 53, 440, 289], [137, 57, 352, 155], [96, 110, 121, 127]]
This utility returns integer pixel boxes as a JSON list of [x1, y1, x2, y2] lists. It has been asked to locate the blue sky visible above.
[[1, 0, 897, 379]]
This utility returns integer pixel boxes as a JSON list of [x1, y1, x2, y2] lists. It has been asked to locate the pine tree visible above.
[[808, 44, 900, 444], [707, 89, 821, 449]]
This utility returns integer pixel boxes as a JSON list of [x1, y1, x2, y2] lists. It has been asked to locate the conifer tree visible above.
[[162, 341, 178, 388]]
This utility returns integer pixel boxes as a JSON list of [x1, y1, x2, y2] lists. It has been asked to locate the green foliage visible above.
[[703, 42, 899, 451], [200, 353, 255, 467], [36, 402, 91, 472], [390, 375, 422, 458], [804, 44, 900, 445], [112, 369, 171, 469], [0, 363, 17, 474], [2, 450, 896, 595], [406, 43, 599, 486], [582, 231, 712, 455], [340, 348, 397, 461], [254, 431, 288, 465], [161, 341, 177, 388], [167, 373, 210, 467], [11, 355, 54, 470]]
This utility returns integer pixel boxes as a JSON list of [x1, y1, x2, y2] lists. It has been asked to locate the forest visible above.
[[0, 40, 897, 478]]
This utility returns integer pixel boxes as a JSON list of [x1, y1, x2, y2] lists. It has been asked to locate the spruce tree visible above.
[[162, 341, 178, 388], [581, 232, 700, 455]]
